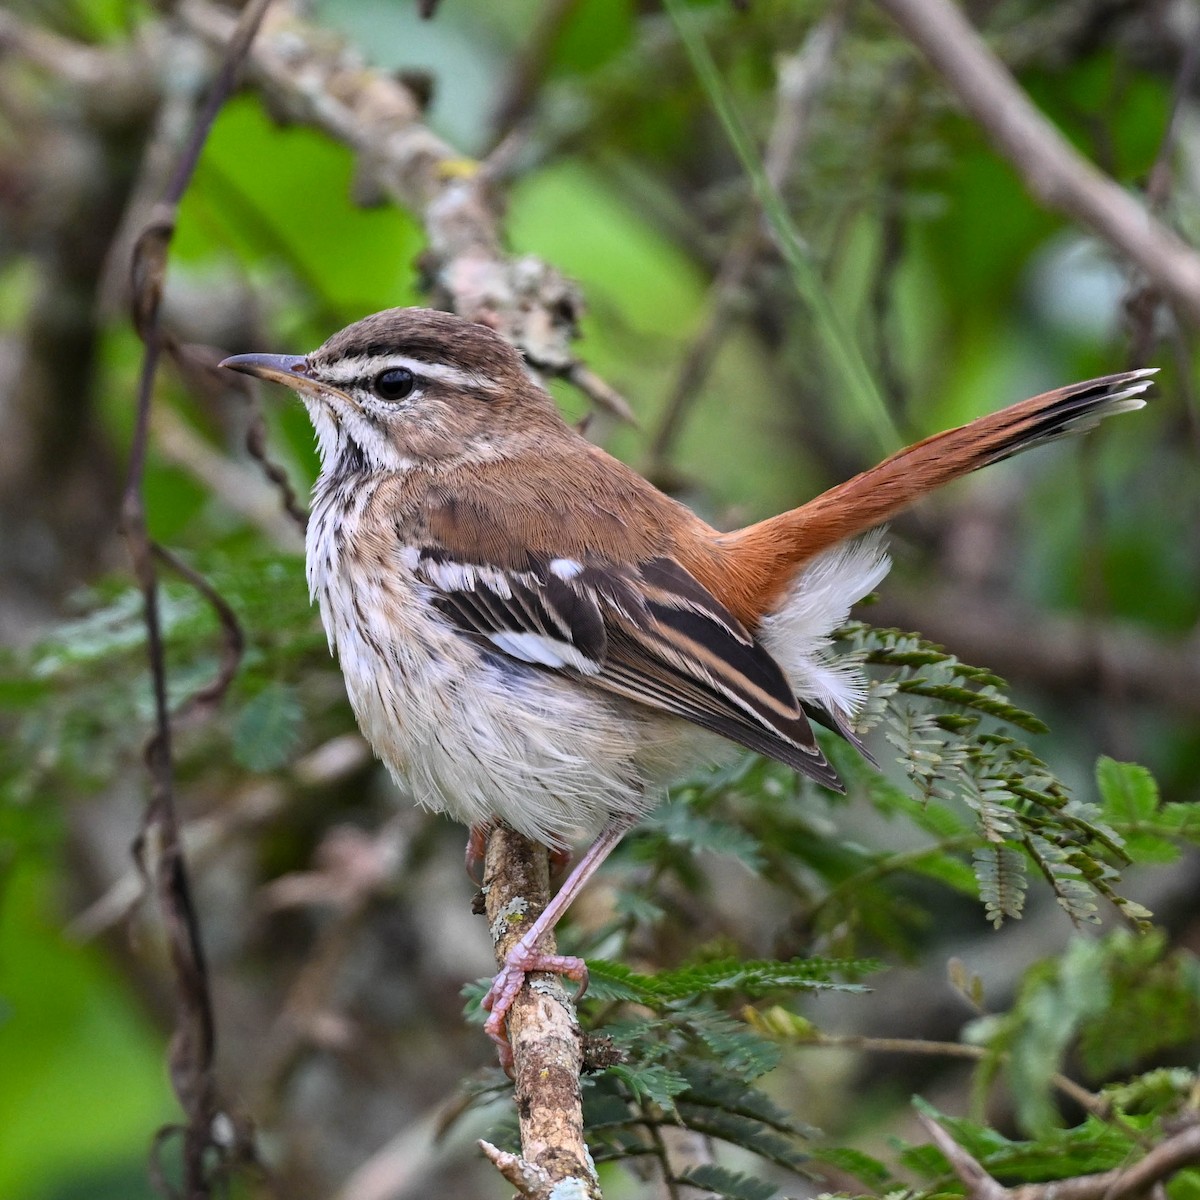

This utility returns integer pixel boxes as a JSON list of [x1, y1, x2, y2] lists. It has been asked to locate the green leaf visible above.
[[640, 803, 765, 869], [585, 956, 876, 1005], [1096, 757, 1159, 821], [1097, 757, 1187, 862], [609, 1061, 690, 1111], [907, 848, 980, 894], [1076, 933, 1200, 1078], [973, 844, 1027, 927], [813, 1146, 897, 1189], [675, 1164, 779, 1200], [676, 1101, 806, 1171], [685, 1014, 784, 1084], [232, 683, 303, 771]]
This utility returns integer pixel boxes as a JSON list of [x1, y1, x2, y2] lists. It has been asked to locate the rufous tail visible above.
[[720, 369, 1155, 621]]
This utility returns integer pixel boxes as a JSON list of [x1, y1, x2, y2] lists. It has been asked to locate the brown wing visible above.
[[401, 457, 842, 790]]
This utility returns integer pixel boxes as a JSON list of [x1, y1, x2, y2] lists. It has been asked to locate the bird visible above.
[[221, 306, 1153, 1063]]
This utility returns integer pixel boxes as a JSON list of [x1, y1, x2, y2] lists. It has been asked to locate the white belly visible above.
[[306, 505, 667, 847]]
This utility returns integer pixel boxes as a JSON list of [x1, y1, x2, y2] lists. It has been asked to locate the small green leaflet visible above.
[[585, 956, 877, 1004], [233, 682, 303, 771]]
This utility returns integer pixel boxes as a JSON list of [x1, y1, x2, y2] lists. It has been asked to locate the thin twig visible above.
[[919, 1112, 1200, 1200], [152, 543, 245, 720], [489, 0, 582, 148], [121, 1, 276, 1194], [243, 397, 309, 531], [918, 1112, 1009, 1200], [809, 1032, 1107, 1119], [799, 834, 979, 930], [646, 6, 849, 473], [151, 405, 305, 547]]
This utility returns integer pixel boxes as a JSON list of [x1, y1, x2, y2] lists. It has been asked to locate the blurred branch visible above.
[[870, 588, 1200, 718], [0, 11, 157, 621], [480, 828, 598, 1199], [665, 0, 899, 454], [656, 1127, 720, 1200], [805, 1032, 1106, 1120], [489, 0, 581, 148], [919, 1111, 1200, 1200], [68, 780, 288, 942], [152, 404, 306, 549], [332, 1097, 480, 1200], [1125, 27, 1200, 367], [256, 819, 412, 1115], [179, 0, 632, 421], [0, 9, 145, 92], [876, 0, 1200, 329]]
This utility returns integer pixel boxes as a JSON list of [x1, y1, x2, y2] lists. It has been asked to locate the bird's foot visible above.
[[482, 941, 589, 1072]]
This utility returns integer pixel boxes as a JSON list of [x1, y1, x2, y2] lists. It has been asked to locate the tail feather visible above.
[[719, 369, 1155, 621]]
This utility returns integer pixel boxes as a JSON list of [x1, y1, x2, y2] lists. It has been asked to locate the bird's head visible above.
[[221, 307, 561, 474]]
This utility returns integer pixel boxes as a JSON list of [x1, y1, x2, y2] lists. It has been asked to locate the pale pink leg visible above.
[[482, 821, 632, 1068]]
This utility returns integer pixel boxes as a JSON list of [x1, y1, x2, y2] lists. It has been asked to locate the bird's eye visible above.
[[373, 366, 417, 402]]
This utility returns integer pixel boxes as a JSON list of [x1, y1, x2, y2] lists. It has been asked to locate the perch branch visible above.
[[875, 0, 1200, 327], [481, 827, 599, 1198]]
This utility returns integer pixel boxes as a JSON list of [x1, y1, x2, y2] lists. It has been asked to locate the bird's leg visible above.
[[465, 821, 494, 884], [482, 818, 633, 1063], [549, 844, 572, 878], [468, 821, 572, 885]]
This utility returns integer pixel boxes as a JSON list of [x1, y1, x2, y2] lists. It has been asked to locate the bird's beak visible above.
[[220, 352, 312, 388]]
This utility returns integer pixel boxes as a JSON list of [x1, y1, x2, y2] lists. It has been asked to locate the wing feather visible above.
[[412, 546, 843, 790]]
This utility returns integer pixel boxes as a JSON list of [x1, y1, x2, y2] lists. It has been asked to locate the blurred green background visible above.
[[0, 0, 1196, 1197]]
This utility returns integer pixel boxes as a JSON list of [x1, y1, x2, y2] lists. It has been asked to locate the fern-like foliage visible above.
[[462, 956, 876, 1190], [583, 1005, 814, 1181], [584, 955, 877, 1003], [842, 623, 1140, 928]]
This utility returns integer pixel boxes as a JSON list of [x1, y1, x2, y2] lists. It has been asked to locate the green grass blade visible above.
[[663, 0, 899, 453]]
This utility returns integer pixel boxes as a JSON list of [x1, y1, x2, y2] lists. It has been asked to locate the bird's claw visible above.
[[482, 946, 589, 1072]]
